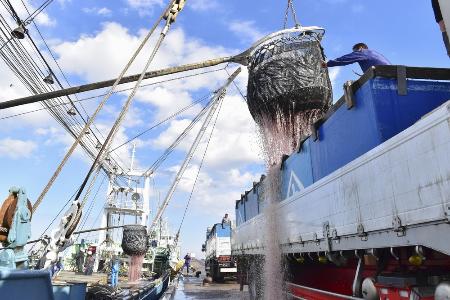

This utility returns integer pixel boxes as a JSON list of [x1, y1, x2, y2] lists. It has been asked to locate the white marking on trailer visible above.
[[287, 171, 305, 197]]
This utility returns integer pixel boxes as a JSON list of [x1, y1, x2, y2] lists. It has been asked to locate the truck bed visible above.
[[233, 92, 450, 257]]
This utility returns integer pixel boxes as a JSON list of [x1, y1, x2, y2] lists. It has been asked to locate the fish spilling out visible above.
[[0, 1, 450, 300]]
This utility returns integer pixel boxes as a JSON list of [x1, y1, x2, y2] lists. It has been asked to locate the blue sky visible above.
[[0, 0, 448, 258]]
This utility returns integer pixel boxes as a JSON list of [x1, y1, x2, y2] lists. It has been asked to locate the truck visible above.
[[202, 223, 237, 281], [232, 65, 450, 299]]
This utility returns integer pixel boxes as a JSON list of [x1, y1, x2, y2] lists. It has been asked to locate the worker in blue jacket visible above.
[[110, 255, 120, 288], [324, 43, 390, 73]]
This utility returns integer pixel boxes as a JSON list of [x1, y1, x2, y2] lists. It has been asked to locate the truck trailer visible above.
[[203, 223, 237, 281], [232, 66, 450, 299]]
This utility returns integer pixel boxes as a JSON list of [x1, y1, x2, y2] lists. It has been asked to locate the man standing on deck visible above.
[[84, 251, 95, 275], [183, 253, 191, 275], [75, 249, 85, 273], [324, 43, 390, 73], [110, 255, 120, 288]]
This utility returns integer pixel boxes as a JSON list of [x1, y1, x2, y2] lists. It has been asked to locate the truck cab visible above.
[[202, 223, 236, 281]]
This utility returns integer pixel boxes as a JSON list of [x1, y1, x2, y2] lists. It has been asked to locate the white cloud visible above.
[[228, 20, 265, 44], [15, 0, 56, 26], [0, 138, 37, 159], [48, 20, 264, 220], [152, 94, 261, 168], [83, 7, 112, 17], [52, 22, 236, 126], [329, 68, 341, 85], [126, 0, 163, 16], [53, 23, 233, 82], [189, 0, 219, 12], [98, 7, 113, 16]]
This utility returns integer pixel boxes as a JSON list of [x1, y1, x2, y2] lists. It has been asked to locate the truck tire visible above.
[[212, 261, 223, 282]]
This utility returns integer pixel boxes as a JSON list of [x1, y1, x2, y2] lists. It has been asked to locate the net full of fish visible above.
[[246, 30, 332, 299]]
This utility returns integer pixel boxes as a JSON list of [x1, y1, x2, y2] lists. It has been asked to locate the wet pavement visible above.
[[167, 274, 250, 300]]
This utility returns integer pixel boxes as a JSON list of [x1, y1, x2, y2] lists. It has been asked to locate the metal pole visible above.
[[0, 56, 234, 110], [0, 225, 125, 250], [148, 67, 241, 233], [73, 225, 125, 235]]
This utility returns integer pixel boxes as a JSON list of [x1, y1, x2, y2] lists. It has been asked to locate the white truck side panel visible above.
[[233, 101, 450, 255], [206, 236, 231, 259]]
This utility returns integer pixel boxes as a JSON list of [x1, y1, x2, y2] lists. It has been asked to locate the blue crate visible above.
[[310, 78, 450, 181]]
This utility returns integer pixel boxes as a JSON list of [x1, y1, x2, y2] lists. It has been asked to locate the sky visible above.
[[0, 0, 448, 258]]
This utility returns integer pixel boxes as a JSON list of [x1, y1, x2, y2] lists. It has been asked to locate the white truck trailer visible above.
[[202, 223, 237, 281]]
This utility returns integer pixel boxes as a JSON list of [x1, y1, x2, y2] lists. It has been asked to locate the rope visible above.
[[27, 185, 80, 254], [32, 0, 177, 213], [74, 13, 177, 202], [283, 0, 300, 29], [108, 92, 212, 152], [75, 174, 107, 242], [224, 65, 247, 101], [175, 90, 225, 244], [21, 0, 54, 26], [143, 97, 214, 176], [80, 166, 102, 207]]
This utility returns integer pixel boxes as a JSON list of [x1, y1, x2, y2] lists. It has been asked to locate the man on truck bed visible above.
[[221, 213, 231, 229], [324, 43, 390, 73]]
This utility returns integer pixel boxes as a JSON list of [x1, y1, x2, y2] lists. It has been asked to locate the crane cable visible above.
[[75, 174, 107, 242], [108, 92, 212, 153], [32, 0, 178, 213], [143, 96, 215, 176], [174, 90, 225, 245], [73, 7, 183, 203], [283, 0, 300, 29]]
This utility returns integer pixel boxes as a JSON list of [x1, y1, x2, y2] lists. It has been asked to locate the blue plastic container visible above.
[[0, 269, 54, 300], [310, 78, 450, 181]]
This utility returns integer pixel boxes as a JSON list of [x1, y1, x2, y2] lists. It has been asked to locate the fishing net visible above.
[[247, 29, 332, 123], [121, 225, 149, 256]]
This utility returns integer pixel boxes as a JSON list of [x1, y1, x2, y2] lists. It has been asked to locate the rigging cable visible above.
[[224, 64, 247, 101], [19, 0, 131, 174], [175, 89, 225, 244], [31, 0, 178, 213], [143, 96, 215, 176], [109, 92, 212, 152], [148, 67, 242, 233], [27, 184, 80, 254], [283, 0, 300, 29], [73, 5, 182, 203], [75, 174, 107, 242], [0, 9, 128, 176]]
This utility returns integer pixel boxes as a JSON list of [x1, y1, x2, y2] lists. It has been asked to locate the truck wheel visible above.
[[212, 262, 219, 282]]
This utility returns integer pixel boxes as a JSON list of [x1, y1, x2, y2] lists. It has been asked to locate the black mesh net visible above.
[[247, 31, 332, 122]]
